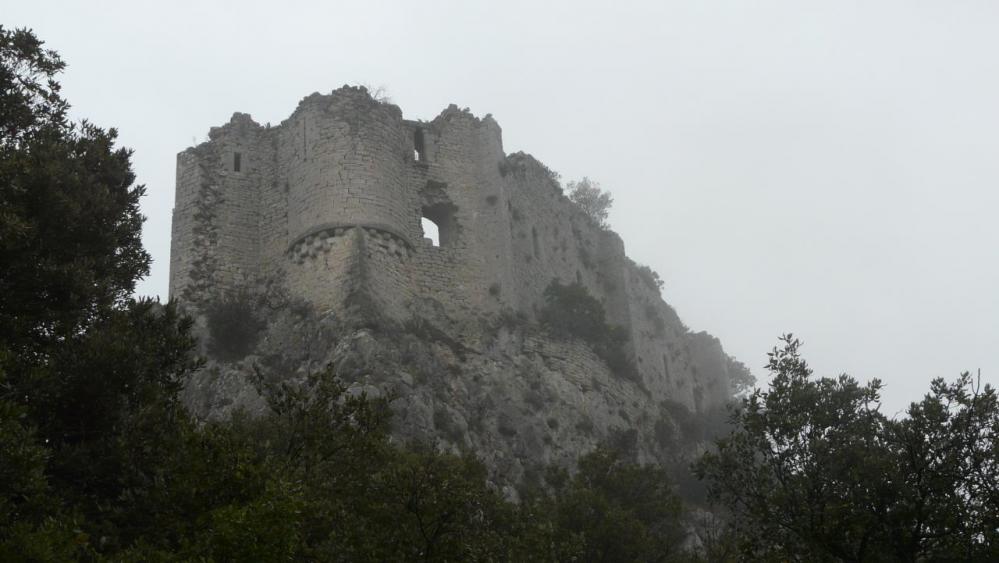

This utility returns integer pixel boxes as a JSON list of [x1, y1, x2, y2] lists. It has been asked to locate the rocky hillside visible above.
[[182, 278, 751, 492]]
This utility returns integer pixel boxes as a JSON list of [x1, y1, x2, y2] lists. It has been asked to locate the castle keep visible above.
[[170, 86, 744, 416]]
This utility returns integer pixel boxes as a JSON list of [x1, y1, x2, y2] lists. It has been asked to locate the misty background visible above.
[[7, 0, 996, 415]]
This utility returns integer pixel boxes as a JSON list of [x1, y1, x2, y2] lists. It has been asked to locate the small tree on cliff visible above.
[[567, 177, 613, 229]]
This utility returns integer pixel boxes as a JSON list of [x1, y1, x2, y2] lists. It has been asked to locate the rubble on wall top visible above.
[[229, 112, 259, 126], [194, 84, 504, 150], [282, 85, 404, 125], [207, 112, 263, 141], [432, 104, 499, 129]]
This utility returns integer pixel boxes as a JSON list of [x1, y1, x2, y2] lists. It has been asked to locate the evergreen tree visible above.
[[696, 335, 999, 561], [0, 27, 196, 557]]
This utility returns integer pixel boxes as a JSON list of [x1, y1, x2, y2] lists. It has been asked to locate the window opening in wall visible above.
[[421, 203, 456, 248], [576, 270, 583, 284], [532, 226, 541, 259], [413, 128, 426, 162], [421, 217, 440, 247], [233, 152, 242, 172]]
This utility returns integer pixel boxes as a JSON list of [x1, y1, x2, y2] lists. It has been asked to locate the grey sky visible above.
[[8, 0, 997, 414]]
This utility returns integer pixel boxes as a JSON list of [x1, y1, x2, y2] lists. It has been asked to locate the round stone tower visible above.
[[281, 87, 413, 244], [278, 87, 417, 314]]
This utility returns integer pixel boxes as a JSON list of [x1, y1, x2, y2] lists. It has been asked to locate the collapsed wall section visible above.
[[406, 107, 509, 317]]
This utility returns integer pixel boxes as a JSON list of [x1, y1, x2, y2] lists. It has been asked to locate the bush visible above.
[[203, 290, 266, 362], [540, 280, 641, 385], [540, 280, 608, 343]]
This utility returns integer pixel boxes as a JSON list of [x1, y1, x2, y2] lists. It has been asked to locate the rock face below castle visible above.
[[171, 86, 751, 482]]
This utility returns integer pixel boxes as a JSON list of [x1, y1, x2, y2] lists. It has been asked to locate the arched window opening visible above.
[[233, 151, 242, 172], [421, 203, 456, 248], [413, 128, 426, 162], [421, 217, 440, 247]]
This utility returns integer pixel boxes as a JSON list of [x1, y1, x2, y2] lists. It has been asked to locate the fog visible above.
[[8, 0, 997, 414]]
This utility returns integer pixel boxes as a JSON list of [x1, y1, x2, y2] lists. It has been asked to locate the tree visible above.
[[0, 26, 148, 359], [696, 335, 999, 562], [539, 448, 686, 563], [0, 28, 196, 557], [567, 177, 613, 229], [884, 372, 999, 559], [0, 26, 68, 147]]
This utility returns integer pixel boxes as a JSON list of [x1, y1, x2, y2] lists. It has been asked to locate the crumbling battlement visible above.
[[170, 86, 743, 412]]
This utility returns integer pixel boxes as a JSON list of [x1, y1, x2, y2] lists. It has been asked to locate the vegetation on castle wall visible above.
[[203, 289, 266, 362], [540, 280, 641, 385]]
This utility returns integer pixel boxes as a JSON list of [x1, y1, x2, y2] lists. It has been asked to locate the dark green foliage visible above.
[[0, 365, 59, 554], [0, 26, 68, 147], [1, 28, 148, 366], [540, 280, 641, 385], [203, 289, 266, 362], [540, 280, 607, 342], [696, 335, 999, 562], [0, 28, 196, 557], [1, 112, 148, 359], [536, 448, 686, 562]]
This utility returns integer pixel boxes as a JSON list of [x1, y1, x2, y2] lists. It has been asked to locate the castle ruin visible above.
[[170, 87, 749, 474]]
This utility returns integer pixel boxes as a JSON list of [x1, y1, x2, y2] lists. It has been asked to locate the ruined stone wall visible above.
[[170, 86, 742, 414], [169, 113, 272, 302], [407, 107, 509, 317], [169, 147, 207, 299]]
